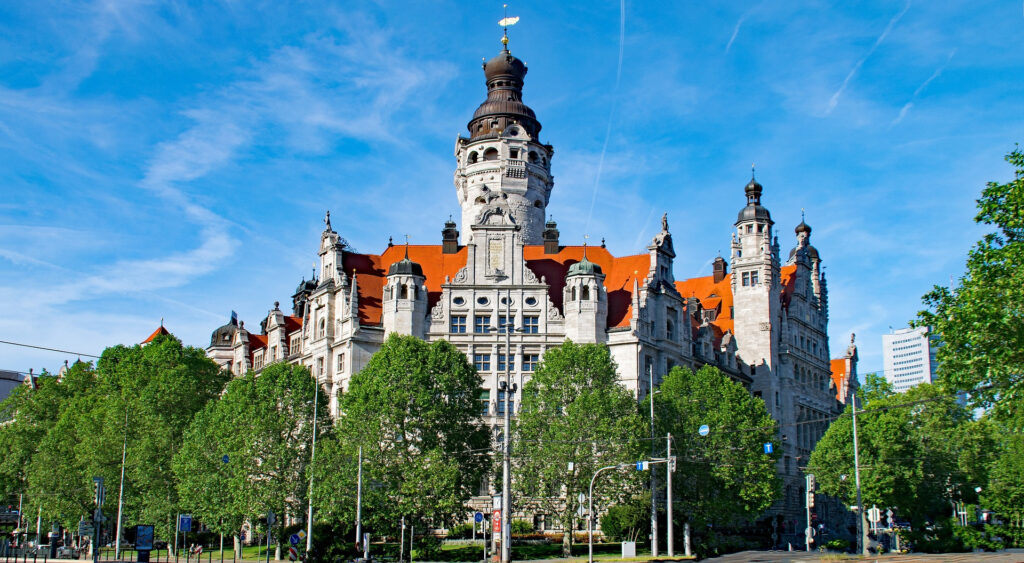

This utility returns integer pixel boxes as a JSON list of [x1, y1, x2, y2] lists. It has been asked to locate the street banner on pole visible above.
[[492, 510, 501, 534]]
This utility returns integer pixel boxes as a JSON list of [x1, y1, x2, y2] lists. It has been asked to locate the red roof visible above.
[[343, 245, 469, 325], [830, 358, 848, 399], [676, 273, 735, 336], [248, 334, 268, 350], [142, 326, 170, 344], [284, 316, 303, 333]]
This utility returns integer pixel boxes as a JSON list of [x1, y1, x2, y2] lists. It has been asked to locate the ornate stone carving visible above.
[[431, 300, 445, 320], [523, 266, 539, 284], [547, 305, 563, 321], [453, 267, 469, 285]]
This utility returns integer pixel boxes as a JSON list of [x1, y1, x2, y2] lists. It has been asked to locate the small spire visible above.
[[601, 237, 606, 248], [751, 163, 756, 179], [388, 236, 394, 248], [324, 210, 332, 231], [404, 234, 411, 259], [801, 207, 806, 221], [160, 317, 164, 327], [582, 234, 590, 259]]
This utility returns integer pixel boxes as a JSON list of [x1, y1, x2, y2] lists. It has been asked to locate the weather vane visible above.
[[499, 4, 519, 48]]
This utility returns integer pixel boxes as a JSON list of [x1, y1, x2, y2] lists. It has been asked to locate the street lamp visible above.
[[114, 405, 129, 561], [850, 391, 867, 556], [493, 288, 524, 563]]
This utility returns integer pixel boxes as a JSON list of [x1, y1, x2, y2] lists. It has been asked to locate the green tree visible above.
[[314, 334, 489, 538], [174, 362, 328, 552], [512, 341, 645, 556], [982, 404, 1024, 527], [917, 147, 1024, 416], [649, 365, 779, 529], [809, 383, 994, 527]]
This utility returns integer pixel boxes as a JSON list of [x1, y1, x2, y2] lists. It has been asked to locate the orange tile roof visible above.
[[284, 315, 303, 334], [248, 334, 268, 350], [142, 326, 170, 344], [675, 273, 735, 336], [523, 245, 650, 328], [830, 358, 848, 399], [780, 264, 798, 309], [343, 246, 469, 325]]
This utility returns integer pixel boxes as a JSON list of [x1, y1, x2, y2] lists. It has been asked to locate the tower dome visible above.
[[468, 47, 541, 140], [737, 175, 772, 223], [568, 255, 603, 277], [388, 255, 424, 277]]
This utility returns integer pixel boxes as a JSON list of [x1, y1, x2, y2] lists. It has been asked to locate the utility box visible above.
[[621, 541, 636, 558]]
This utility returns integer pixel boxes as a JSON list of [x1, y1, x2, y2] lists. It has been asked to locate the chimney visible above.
[[442, 219, 459, 254], [712, 256, 727, 283], [543, 219, 560, 254]]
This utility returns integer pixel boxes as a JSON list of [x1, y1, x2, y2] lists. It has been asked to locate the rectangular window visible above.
[[498, 390, 515, 416], [522, 354, 539, 371], [271, 346, 277, 360], [450, 315, 467, 334], [498, 315, 514, 334], [479, 390, 490, 416], [474, 315, 492, 334], [290, 336, 300, 355], [497, 354, 515, 371], [337, 353, 345, 372], [473, 353, 491, 371], [742, 272, 750, 286], [751, 272, 759, 285], [523, 316, 539, 334]]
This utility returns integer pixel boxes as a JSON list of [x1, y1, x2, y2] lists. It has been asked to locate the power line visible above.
[[0, 340, 100, 359]]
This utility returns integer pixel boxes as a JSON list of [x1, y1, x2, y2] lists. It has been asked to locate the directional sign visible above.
[[635, 461, 649, 471], [179, 514, 192, 532], [222, 455, 230, 464], [698, 424, 710, 436], [763, 442, 774, 454], [289, 534, 300, 546], [867, 507, 882, 524], [474, 512, 484, 523], [79, 522, 95, 536]]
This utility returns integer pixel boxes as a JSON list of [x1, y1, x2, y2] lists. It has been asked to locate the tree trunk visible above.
[[561, 512, 572, 557], [233, 536, 241, 560]]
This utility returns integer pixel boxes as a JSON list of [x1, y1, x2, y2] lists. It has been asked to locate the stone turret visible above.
[[383, 247, 428, 338], [562, 250, 608, 343]]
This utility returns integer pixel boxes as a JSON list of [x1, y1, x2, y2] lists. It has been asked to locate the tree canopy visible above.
[[648, 365, 779, 528], [512, 341, 645, 556], [313, 334, 489, 537], [809, 383, 994, 527], [918, 147, 1024, 416]]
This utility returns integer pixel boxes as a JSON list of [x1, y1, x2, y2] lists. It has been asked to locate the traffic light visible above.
[[807, 473, 816, 492], [93, 477, 105, 507], [807, 491, 815, 508]]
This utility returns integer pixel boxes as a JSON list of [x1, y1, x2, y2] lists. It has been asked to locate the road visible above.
[[700, 549, 1024, 563]]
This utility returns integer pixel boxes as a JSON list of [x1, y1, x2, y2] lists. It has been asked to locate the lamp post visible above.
[[648, 364, 658, 558], [589, 464, 627, 563], [306, 379, 320, 554], [498, 289, 517, 563], [115, 406, 129, 560], [851, 391, 867, 556]]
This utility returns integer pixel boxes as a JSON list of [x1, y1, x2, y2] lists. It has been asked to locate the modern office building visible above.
[[882, 326, 938, 393]]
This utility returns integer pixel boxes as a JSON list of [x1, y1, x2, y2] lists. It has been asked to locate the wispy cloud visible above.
[[891, 49, 956, 127], [826, 0, 912, 114], [725, 15, 746, 53]]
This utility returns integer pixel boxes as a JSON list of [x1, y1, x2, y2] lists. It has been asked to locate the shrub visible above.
[[446, 523, 475, 539], [511, 520, 533, 535], [824, 538, 850, 552]]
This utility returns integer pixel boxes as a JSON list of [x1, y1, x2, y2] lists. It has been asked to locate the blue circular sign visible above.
[[222, 455, 230, 464], [474, 511, 484, 523], [698, 424, 710, 436]]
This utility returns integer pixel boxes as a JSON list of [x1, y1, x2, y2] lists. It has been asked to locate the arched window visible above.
[[534, 200, 543, 208], [468, 151, 478, 164], [528, 151, 539, 163], [570, 287, 577, 301], [483, 148, 499, 161], [318, 319, 326, 338], [581, 286, 590, 300], [475, 196, 486, 204], [400, 284, 408, 300]]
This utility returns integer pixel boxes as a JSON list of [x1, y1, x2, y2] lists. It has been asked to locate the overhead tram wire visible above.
[[0, 339, 100, 358]]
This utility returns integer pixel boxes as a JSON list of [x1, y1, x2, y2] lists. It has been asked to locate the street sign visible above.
[[289, 534, 300, 546], [867, 507, 882, 523], [635, 461, 649, 471], [298, 530, 306, 541], [222, 455, 230, 464], [698, 424, 710, 436], [79, 522, 94, 536], [763, 442, 774, 454], [267, 511, 276, 526], [492, 510, 501, 534], [474, 512, 484, 523], [136, 525, 155, 551], [179, 514, 192, 532], [886, 509, 895, 528], [288, 547, 297, 561], [94, 508, 106, 522]]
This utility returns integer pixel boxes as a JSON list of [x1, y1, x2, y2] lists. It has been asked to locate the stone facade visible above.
[[205, 39, 859, 540]]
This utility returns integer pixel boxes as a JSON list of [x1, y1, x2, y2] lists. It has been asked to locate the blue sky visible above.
[[1, 1, 1021, 381]]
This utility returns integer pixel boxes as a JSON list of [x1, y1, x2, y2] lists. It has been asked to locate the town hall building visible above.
[[205, 36, 859, 538]]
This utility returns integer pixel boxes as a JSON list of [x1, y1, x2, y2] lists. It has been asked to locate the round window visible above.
[[477, 296, 489, 305], [525, 297, 537, 306], [453, 296, 465, 306], [500, 296, 511, 305]]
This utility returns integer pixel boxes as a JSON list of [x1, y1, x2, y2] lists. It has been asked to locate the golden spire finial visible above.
[[498, 4, 519, 49]]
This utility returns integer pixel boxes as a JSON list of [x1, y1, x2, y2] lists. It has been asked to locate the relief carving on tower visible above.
[[453, 266, 470, 285], [431, 300, 445, 320]]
